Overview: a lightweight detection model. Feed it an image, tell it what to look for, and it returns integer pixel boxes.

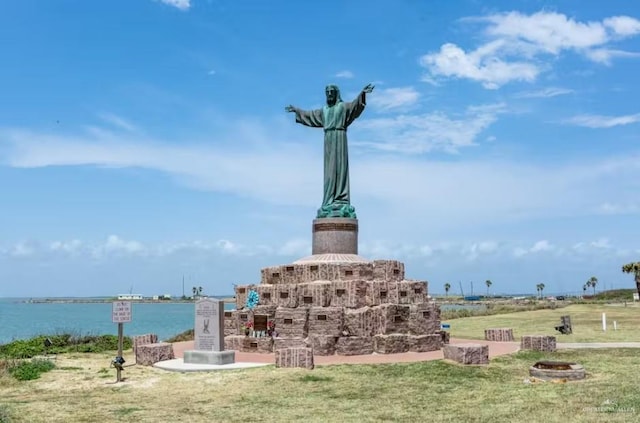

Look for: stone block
[344,306,375,337]
[131,333,158,356]
[237,336,274,353]
[335,337,374,355]
[275,347,314,369]
[330,280,368,308]
[443,343,489,365]
[484,328,515,342]
[372,260,404,281]
[308,307,343,337]
[234,284,256,309]
[409,302,441,334]
[520,335,556,352]
[275,307,309,338]
[224,310,238,336]
[409,334,442,352]
[136,342,174,366]
[255,285,276,306]
[297,281,332,307]
[371,304,411,334]
[397,280,428,304]
[373,334,411,354]
[308,335,337,356]
[274,284,299,308]
[273,337,308,350]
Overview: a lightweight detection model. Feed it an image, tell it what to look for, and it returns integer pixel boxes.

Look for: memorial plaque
[194,298,224,351]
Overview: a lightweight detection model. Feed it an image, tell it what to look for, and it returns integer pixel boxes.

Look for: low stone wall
[443,343,488,365]
[484,328,514,342]
[521,335,556,352]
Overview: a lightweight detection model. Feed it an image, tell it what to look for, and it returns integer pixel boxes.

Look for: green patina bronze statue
[286,83,374,218]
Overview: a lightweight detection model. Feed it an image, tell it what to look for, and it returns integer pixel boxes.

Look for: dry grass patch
[448,304,640,343]
[1,348,639,422]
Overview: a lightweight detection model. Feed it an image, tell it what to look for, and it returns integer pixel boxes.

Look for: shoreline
[19,297,236,304]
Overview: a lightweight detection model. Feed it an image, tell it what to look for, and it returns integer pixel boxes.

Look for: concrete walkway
[558,342,640,349]
[169,338,520,367]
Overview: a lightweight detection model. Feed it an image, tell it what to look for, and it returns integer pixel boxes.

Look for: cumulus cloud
[156,0,191,10]
[421,11,640,88]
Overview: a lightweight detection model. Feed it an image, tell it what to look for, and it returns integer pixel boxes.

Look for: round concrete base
[312,218,358,255]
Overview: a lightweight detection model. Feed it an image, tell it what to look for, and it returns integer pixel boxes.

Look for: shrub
[0,333,132,359]
[8,359,55,381]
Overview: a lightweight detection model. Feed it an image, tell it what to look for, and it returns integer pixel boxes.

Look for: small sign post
[112,301,132,382]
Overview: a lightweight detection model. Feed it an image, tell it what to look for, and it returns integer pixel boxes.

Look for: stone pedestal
[183,350,235,365]
[312,218,358,255]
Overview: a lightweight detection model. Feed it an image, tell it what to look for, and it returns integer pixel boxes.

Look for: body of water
[0,299,479,344]
[0,299,235,344]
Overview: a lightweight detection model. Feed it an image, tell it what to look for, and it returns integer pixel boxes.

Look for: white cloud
[514,87,574,98]
[564,113,640,128]
[604,16,640,37]
[3,117,640,229]
[277,239,311,256]
[369,87,420,111]
[584,48,640,65]
[353,103,504,153]
[50,239,83,255]
[420,42,539,89]
[421,11,640,88]
[156,0,190,10]
[513,240,555,257]
[10,241,36,257]
[335,70,354,79]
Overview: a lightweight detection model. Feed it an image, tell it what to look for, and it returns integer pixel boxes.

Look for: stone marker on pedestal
[183,298,235,365]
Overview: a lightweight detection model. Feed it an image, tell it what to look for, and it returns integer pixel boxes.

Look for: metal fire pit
[529,361,585,380]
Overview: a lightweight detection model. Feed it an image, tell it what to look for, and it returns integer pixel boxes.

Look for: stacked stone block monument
[223,81,442,357]
[225,219,443,356]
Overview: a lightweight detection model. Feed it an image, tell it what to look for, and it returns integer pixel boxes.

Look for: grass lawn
[447,304,640,343]
[1,348,639,422]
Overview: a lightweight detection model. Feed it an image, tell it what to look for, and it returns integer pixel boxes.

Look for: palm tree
[444,282,451,297]
[485,280,492,297]
[192,286,197,298]
[536,283,545,299]
[582,284,587,295]
[588,276,598,296]
[198,286,203,296]
[622,262,640,298]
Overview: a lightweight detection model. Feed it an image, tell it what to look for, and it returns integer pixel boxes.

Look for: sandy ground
[169,338,520,366]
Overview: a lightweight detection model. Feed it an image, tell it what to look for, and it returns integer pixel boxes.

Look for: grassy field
[448,303,640,343]
[1,348,639,422]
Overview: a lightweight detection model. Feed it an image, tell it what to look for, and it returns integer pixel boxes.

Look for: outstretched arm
[285,104,323,128]
[345,83,374,125]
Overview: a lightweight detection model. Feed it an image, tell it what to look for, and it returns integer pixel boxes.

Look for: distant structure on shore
[117,294,143,300]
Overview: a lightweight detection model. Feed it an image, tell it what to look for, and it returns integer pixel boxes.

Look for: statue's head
[325,85,342,106]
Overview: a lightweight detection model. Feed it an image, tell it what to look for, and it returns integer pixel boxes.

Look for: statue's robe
[294,91,366,218]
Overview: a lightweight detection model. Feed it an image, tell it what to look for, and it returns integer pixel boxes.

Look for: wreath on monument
[245,289,259,310]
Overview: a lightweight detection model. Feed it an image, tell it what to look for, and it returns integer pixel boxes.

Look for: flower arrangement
[245,290,259,310]
[242,321,253,336]
[267,321,276,337]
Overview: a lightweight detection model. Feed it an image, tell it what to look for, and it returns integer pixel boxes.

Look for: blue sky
[1,0,640,297]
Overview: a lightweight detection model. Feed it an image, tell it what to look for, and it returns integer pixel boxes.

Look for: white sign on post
[112,301,132,323]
